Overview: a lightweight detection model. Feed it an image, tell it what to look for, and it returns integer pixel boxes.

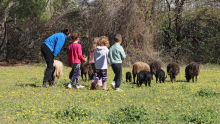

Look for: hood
[96,46,108,55]
[96,46,108,49]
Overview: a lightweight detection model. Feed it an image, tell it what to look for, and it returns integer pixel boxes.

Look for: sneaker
[116,88,123,92]
[111,81,115,89]
[76,85,84,89]
[68,84,73,89]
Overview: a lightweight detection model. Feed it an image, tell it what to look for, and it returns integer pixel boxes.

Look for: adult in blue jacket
[41,27,71,87]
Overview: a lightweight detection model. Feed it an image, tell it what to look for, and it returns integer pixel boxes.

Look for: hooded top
[44,32,67,57]
[94,46,110,69]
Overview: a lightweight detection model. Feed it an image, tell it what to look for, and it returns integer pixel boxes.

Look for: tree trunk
[0,1,15,62]
[0,21,7,62]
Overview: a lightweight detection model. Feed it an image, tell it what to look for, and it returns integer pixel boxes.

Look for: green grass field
[0,64,220,124]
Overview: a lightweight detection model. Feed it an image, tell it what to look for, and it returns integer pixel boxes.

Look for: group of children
[67,33,126,91]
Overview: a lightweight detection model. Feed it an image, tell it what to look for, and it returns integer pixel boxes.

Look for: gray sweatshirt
[94,46,110,69]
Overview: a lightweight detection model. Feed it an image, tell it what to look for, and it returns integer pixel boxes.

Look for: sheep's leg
[156,77,158,83]
[192,76,194,82]
[85,73,87,81]
[196,76,197,82]
[148,81,151,87]
[133,74,136,84]
[137,76,139,86]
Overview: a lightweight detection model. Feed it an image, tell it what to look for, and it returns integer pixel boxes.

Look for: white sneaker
[116,88,123,92]
[68,84,73,89]
[111,81,115,89]
[76,85,84,89]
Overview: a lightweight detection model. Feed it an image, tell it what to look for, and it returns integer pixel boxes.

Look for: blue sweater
[44,32,67,57]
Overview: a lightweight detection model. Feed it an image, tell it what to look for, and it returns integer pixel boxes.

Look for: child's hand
[85,58,87,62]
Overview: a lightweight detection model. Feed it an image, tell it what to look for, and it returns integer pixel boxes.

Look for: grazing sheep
[69,63,94,81]
[132,62,151,84]
[137,71,153,87]
[150,61,161,76]
[156,69,166,83]
[53,60,63,84]
[185,62,199,82]
[126,72,132,82]
[167,62,180,83]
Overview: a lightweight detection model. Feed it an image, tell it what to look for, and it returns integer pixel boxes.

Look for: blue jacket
[44,32,67,57]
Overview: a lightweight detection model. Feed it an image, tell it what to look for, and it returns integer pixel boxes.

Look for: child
[68,32,87,89]
[108,34,126,91]
[91,36,110,90]
[89,37,99,75]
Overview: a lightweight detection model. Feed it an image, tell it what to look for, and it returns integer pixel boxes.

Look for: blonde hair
[97,36,110,48]
[89,37,99,52]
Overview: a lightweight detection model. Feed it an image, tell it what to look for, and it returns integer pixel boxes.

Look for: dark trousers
[111,63,122,88]
[41,43,55,82]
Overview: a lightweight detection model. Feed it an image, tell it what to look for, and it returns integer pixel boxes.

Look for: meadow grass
[0,64,220,124]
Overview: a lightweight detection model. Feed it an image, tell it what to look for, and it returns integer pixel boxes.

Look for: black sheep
[156,69,166,83]
[185,62,199,82]
[150,61,161,76]
[167,62,180,83]
[126,72,132,82]
[137,71,153,87]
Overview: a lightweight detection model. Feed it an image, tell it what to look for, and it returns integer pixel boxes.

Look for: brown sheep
[167,62,180,83]
[69,63,94,81]
[185,62,199,82]
[150,61,161,76]
[81,63,94,81]
[132,62,151,84]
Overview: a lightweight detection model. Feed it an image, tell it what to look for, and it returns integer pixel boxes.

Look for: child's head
[98,36,110,48]
[71,32,81,42]
[114,33,122,43]
[89,37,99,52]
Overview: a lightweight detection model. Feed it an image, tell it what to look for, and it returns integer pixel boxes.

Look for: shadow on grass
[164,80,188,83]
[15,83,41,87]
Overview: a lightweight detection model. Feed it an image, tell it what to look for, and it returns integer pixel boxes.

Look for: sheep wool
[132,61,150,84]
[53,60,63,84]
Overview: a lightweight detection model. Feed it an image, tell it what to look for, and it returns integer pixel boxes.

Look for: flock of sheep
[128,61,200,87]
[52,60,199,87]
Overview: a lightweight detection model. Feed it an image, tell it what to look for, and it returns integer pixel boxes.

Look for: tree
[0,1,15,62]
[0,0,74,62]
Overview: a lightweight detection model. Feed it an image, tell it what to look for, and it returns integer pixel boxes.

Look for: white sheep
[53,60,63,84]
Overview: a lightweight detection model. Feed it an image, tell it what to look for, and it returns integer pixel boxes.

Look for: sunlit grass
[0,65,219,123]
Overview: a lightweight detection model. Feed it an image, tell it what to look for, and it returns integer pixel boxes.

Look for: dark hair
[71,32,81,41]
[61,27,71,35]
[114,33,122,42]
